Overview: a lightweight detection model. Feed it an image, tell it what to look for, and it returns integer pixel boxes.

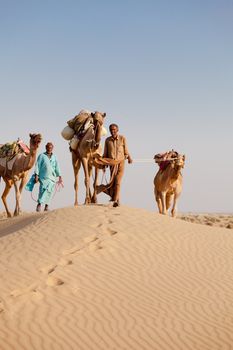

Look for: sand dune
[1,205,233,350]
[179,213,233,229]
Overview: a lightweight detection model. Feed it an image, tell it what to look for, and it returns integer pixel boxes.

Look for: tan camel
[154,151,185,217]
[70,111,106,205]
[0,133,42,217]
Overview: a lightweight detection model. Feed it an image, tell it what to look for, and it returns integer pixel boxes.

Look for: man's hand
[58,176,63,185]
[127,156,133,164]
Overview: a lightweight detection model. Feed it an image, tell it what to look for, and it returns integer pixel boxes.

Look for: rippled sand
[1,206,233,350]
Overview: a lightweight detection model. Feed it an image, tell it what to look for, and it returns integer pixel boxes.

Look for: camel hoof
[7,213,12,218]
[85,198,91,205]
[91,197,97,204]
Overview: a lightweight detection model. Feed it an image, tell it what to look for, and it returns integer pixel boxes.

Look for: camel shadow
[0,212,44,239]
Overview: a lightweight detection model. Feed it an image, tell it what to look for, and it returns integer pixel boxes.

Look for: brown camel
[154,151,185,217]
[0,133,42,217]
[71,111,106,205]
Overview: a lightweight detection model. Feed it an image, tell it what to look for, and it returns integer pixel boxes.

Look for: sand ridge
[0,205,233,349]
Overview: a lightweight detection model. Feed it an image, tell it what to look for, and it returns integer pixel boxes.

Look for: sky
[0,0,232,214]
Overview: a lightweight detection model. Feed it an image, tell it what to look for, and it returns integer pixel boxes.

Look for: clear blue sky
[1,0,232,213]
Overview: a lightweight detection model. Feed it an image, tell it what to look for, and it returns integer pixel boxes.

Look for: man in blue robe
[35,142,62,212]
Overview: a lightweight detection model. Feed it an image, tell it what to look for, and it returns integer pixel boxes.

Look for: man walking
[103,123,132,207]
[35,142,62,212]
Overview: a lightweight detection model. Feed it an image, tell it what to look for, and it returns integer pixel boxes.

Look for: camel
[0,133,42,217]
[70,111,106,205]
[153,151,185,217]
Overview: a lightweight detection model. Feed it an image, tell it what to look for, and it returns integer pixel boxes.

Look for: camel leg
[2,180,13,218]
[72,154,81,206]
[13,181,21,216]
[161,192,167,215]
[91,166,99,203]
[82,158,91,204]
[166,193,173,212]
[88,163,93,201]
[154,188,163,214]
[14,177,27,216]
[171,194,180,218]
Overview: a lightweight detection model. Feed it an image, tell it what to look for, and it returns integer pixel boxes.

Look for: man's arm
[54,157,63,183]
[123,137,133,164]
[54,157,61,177]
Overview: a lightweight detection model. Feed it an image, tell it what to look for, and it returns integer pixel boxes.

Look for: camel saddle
[154,150,179,172]
[0,139,30,161]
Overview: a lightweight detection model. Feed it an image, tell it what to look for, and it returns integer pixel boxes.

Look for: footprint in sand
[46,276,64,287]
[10,289,25,298]
[31,290,44,301]
[62,234,99,257]
[83,234,98,244]
[58,257,73,266]
[10,282,38,298]
[40,264,57,274]
[62,243,85,256]
[89,240,103,252]
[89,223,103,228]
[106,228,118,236]
[98,224,118,236]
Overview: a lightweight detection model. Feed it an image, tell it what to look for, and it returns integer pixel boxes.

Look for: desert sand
[179,213,233,230]
[1,205,233,350]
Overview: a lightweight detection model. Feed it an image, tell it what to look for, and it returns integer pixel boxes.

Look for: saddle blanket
[0,153,25,171]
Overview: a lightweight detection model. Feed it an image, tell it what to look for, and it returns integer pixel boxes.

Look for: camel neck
[171,166,182,181]
[24,147,37,171]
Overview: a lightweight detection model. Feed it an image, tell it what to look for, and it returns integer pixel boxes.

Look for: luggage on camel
[154,150,179,171]
[0,138,30,160]
[61,109,92,141]
[61,109,107,151]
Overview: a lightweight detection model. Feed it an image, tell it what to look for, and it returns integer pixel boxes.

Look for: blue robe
[35,153,61,204]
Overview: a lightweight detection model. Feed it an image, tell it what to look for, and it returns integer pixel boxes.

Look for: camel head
[92,111,106,147]
[172,154,185,169]
[29,133,42,149]
[92,111,106,126]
